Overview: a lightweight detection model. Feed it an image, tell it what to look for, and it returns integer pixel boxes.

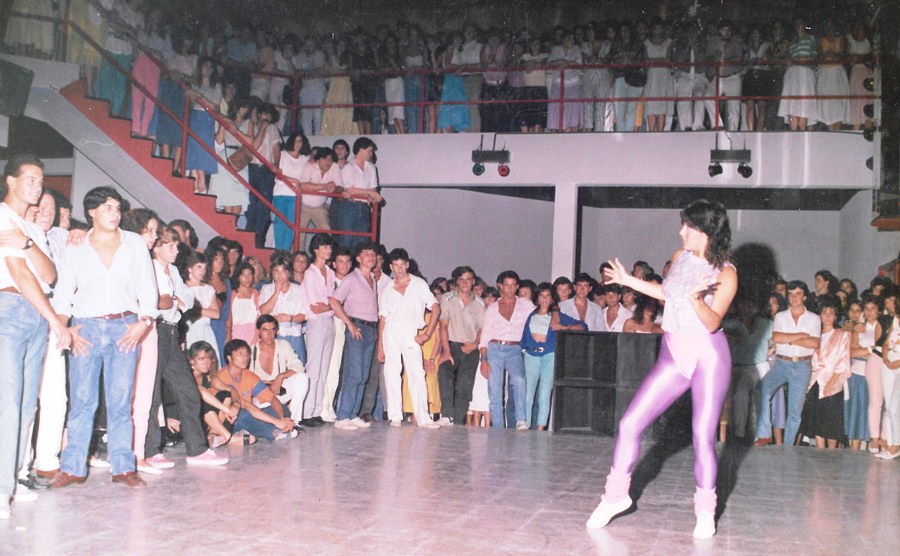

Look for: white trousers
[675,71,708,130]
[321,317,346,421]
[382,325,429,424]
[303,317,334,418]
[704,73,742,130]
[882,366,896,445]
[22,330,68,474]
[278,372,311,421]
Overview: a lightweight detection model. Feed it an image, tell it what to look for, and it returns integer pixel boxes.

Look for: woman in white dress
[183,251,222,363]
[778,16,818,131]
[209,97,253,216]
[642,19,674,131]
[846,22,874,130]
[816,20,849,130]
[383,35,407,134]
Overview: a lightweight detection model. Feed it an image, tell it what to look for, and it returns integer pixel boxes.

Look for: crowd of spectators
[2,151,899,522]
[3,1,882,136]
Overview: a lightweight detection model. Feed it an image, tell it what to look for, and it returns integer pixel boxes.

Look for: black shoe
[359,413,374,424]
[311,416,325,425]
[300,418,321,428]
[19,476,51,491]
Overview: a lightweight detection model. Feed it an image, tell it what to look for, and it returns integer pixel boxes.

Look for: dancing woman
[586,199,737,539]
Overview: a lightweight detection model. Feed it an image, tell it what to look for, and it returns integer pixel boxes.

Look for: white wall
[580,207,842,285]
[380,187,554,283]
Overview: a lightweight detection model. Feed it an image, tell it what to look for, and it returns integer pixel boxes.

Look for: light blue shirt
[52,229,159,319]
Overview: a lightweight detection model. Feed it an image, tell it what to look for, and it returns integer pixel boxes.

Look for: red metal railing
[9,5,380,253]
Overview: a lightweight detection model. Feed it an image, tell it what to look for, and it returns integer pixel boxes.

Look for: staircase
[58,79,271,261]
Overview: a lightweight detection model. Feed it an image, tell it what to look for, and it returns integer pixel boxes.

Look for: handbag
[227,145,253,172]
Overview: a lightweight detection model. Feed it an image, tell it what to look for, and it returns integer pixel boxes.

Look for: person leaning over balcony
[209,96,253,216]
[293,147,343,251]
[295,36,328,137]
[547,31,584,133]
[0,155,72,517]
[672,23,709,131]
[272,132,309,251]
[643,18,674,132]
[703,19,746,132]
[50,186,157,490]
[246,102,282,249]
[337,137,382,250]
[742,26,773,132]
[518,36,550,133]
[610,21,644,132]
[479,270,534,430]
[778,16,818,131]
[815,19,849,131]
[185,57,222,194]
[438,33,472,133]
[480,29,510,133]
[454,23,484,133]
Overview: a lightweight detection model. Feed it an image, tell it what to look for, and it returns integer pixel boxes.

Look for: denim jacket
[520,310,586,355]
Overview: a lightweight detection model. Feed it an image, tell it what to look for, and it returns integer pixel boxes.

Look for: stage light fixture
[864,77,875,92]
[498,164,510,177]
[866,157,874,170]
[472,162,485,176]
[737,163,753,178]
[471,134,511,177]
[708,162,723,177]
[863,104,874,119]
[863,128,875,142]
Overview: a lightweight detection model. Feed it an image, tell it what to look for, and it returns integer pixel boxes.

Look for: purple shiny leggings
[611,330,731,490]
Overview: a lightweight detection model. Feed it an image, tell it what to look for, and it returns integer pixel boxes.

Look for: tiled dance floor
[3,424,897,555]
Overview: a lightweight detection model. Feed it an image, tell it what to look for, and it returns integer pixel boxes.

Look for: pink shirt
[331,268,378,322]
[301,264,335,320]
[299,162,343,208]
[479,297,535,349]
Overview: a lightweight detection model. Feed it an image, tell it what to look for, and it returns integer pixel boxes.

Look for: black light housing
[864,77,875,92]
[863,104,874,119]
[708,162,723,177]
[737,163,753,178]
[863,128,876,142]
[866,157,874,170]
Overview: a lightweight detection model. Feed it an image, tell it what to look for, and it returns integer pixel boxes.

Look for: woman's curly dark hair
[680,199,731,269]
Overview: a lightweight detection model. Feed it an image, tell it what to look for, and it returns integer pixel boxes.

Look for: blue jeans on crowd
[335,322,376,421]
[524,352,555,429]
[0,293,48,504]
[613,77,642,132]
[247,164,275,248]
[61,315,140,477]
[273,195,297,252]
[487,343,526,428]
[335,200,371,250]
[279,332,307,366]
[234,405,285,441]
[756,359,811,446]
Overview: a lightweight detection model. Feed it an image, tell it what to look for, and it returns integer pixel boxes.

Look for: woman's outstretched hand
[603,258,630,285]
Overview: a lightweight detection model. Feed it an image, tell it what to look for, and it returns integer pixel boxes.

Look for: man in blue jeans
[329,241,380,431]
[0,154,71,518]
[478,271,535,430]
[51,186,159,489]
[755,280,821,447]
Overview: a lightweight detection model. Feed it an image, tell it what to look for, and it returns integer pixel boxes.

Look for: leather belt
[490,339,520,346]
[96,311,135,320]
[776,354,812,362]
[350,316,377,328]
[525,346,545,353]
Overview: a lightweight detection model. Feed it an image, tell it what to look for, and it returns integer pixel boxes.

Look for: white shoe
[89,455,111,468]
[13,483,38,503]
[436,417,454,426]
[417,420,440,429]
[186,449,229,466]
[320,413,336,423]
[334,419,359,431]
[136,463,164,476]
[868,444,881,454]
[349,417,372,428]
[876,450,900,460]
[693,511,716,539]
[146,454,176,469]
[389,420,402,427]
[274,429,300,440]
[586,496,633,529]
[516,421,529,431]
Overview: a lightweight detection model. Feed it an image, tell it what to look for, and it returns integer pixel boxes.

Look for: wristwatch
[141,317,154,327]
[23,237,34,250]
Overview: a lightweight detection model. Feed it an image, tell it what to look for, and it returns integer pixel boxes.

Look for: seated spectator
[216,339,297,441]
[248,315,310,427]
[522,282,586,430]
[188,341,253,447]
[622,294,663,334]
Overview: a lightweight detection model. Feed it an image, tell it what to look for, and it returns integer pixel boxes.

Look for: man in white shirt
[755,281,821,447]
[0,155,71,518]
[337,137,382,250]
[296,147,342,251]
[249,315,310,426]
[600,284,633,332]
[377,248,442,428]
[559,273,604,331]
[51,187,158,489]
[294,36,328,136]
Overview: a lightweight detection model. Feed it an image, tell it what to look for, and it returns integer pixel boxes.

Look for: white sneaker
[586,495,633,529]
[389,420,402,427]
[349,417,372,428]
[320,413,336,423]
[146,454,175,469]
[436,417,454,426]
[868,444,880,454]
[186,449,229,466]
[275,429,300,440]
[516,421,529,431]
[693,511,716,539]
[417,420,440,429]
[334,419,359,431]
[876,450,900,460]
[136,463,164,476]
[13,483,38,503]
[89,455,111,468]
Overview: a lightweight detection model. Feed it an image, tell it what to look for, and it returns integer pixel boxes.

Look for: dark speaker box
[0,59,34,117]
